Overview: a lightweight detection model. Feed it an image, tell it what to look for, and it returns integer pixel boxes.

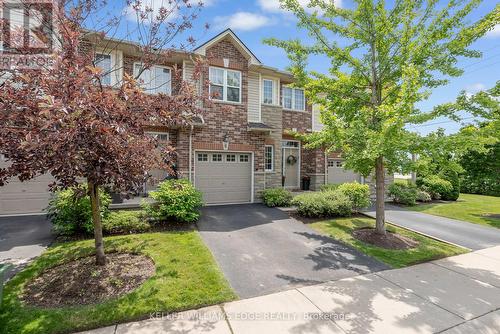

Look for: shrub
[336,182,371,212]
[143,179,203,223]
[47,185,111,236]
[102,211,151,235]
[292,190,352,218]
[388,183,418,206]
[416,190,432,202]
[261,188,293,207]
[421,176,453,200]
[439,169,460,201]
[320,184,339,192]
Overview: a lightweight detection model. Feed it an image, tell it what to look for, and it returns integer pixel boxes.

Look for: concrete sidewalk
[78,246,500,334]
[364,204,500,250]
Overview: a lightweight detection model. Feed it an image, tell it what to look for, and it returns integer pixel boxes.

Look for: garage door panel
[195,152,252,205]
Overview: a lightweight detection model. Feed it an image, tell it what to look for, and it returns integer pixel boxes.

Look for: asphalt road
[364,204,500,250]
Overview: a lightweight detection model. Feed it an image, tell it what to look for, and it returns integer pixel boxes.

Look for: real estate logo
[0,0,56,70]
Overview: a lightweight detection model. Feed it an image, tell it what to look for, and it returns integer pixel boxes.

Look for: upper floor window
[283,87,305,111]
[134,64,172,95]
[94,51,122,87]
[95,53,112,86]
[209,67,241,103]
[263,79,274,105]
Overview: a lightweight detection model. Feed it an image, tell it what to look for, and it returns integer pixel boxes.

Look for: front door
[282,141,300,189]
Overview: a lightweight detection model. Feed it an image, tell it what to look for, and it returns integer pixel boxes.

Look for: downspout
[189,125,193,182]
[324,151,328,185]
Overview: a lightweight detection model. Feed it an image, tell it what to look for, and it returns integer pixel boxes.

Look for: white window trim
[265,145,274,172]
[209,66,242,103]
[133,62,172,95]
[262,78,278,105]
[145,131,169,142]
[94,49,123,87]
[282,86,306,111]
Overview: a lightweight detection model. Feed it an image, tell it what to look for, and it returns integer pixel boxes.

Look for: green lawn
[310,217,467,268]
[0,231,236,334]
[409,193,500,229]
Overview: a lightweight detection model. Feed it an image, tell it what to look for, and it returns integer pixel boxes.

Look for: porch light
[222,134,230,151]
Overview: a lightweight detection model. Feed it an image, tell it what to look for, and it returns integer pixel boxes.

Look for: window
[263,79,274,104]
[212,153,222,162]
[265,145,274,171]
[328,160,343,168]
[282,87,305,111]
[134,64,171,95]
[145,131,169,146]
[226,154,236,162]
[209,67,241,103]
[239,154,249,162]
[198,153,208,162]
[95,53,112,86]
[282,140,299,148]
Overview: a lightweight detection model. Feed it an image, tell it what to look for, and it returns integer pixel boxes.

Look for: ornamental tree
[0,0,211,265]
[266,0,499,235]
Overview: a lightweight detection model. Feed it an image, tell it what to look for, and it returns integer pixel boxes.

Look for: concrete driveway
[0,215,53,280]
[197,204,389,298]
[364,204,500,250]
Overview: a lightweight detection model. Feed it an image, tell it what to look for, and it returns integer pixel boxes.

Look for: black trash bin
[302,176,311,191]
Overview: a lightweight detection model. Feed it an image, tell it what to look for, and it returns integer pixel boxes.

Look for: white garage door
[327,159,360,185]
[195,152,252,205]
[0,159,54,216]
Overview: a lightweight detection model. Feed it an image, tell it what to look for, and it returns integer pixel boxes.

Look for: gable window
[282,87,305,111]
[134,63,172,95]
[95,53,112,86]
[209,67,241,103]
[265,145,274,171]
[263,79,274,104]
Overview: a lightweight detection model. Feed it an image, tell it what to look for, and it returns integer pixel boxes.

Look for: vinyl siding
[247,71,261,122]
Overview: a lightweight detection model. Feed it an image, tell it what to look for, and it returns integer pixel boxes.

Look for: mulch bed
[22,253,155,308]
[288,211,330,224]
[352,227,419,250]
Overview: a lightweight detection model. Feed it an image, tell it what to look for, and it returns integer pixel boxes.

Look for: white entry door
[282,141,300,189]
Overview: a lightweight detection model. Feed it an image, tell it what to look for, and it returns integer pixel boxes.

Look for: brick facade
[94,31,391,202]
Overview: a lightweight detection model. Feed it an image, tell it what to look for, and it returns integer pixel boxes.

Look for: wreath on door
[286,155,297,165]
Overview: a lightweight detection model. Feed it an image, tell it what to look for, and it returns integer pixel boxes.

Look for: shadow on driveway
[197,204,389,298]
[0,215,53,280]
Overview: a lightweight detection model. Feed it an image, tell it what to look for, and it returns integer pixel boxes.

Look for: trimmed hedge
[388,183,418,206]
[143,179,203,223]
[336,182,371,212]
[261,188,293,207]
[47,185,111,236]
[292,190,352,218]
[420,176,453,200]
[102,210,151,235]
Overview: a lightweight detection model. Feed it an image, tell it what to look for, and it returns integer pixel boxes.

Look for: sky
[102,0,499,135]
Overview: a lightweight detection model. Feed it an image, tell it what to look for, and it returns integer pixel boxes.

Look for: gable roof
[194,29,261,65]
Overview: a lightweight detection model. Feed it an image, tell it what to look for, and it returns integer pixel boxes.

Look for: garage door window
[226,154,236,162]
[328,160,343,168]
[239,154,249,162]
[212,153,223,162]
[198,153,208,162]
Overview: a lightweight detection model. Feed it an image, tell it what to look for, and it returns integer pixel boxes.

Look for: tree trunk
[375,156,386,235]
[88,181,106,265]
